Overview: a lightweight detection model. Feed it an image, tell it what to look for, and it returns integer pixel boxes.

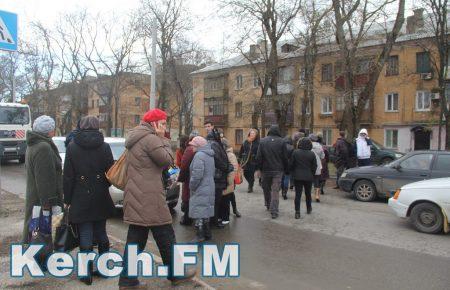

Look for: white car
[388,177,450,234]
[53,136,126,208]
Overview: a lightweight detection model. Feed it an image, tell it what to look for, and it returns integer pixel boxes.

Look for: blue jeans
[78,220,109,250]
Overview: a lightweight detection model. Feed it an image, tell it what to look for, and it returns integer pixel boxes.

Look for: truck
[0,102,32,163]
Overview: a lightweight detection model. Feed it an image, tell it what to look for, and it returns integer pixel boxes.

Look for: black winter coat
[256,126,288,174]
[289,138,317,182]
[238,139,259,170]
[206,133,232,190]
[63,130,115,224]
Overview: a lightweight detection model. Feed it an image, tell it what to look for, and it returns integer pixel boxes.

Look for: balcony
[266,83,294,95]
[263,110,294,127]
[204,88,229,98]
[335,74,370,90]
[204,114,228,127]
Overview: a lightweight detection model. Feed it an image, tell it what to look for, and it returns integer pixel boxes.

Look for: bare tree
[333,0,406,138]
[224,0,302,134]
[418,0,449,149]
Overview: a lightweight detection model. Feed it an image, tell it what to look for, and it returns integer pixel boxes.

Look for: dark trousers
[119,224,176,285]
[213,188,223,223]
[281,175,290,191]
[243,168,255,189]
[294,180,312,213]
[262,172,283,214]
[78,220,109,250]
[358,158,371,167]
[229,192,238,213]
[336,164,346,187]
[220,194,233,222]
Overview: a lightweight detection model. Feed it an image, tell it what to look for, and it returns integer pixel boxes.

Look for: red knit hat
[143,109,167,123]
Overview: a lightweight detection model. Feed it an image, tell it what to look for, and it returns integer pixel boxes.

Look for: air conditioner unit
[420,73,432,80]
[431,93,440,100]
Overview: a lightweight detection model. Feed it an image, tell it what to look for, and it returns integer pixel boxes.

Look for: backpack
[106,150,128,190]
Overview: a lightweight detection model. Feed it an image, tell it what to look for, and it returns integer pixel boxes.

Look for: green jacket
[22,131,63,243]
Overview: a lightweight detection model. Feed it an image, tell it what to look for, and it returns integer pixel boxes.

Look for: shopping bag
[29,207,53,266]
[234,165,243,185]
[54,210,79,252]
[106,149,128,190]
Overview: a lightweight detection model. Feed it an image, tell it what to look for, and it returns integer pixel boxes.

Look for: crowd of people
[22,108,373,289]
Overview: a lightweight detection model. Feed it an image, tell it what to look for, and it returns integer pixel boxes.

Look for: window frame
[416,51,431,74]
[135,97,141,107]
[384,129,398,149]
[134,114,141,125]
[321,96,333,115]
[235,75,243,90]
[235,129,244,145]
[385,92,399,112]
[386,55,399,76]
[336,96,345,111]
[321,63,333,82]
[433,154,450,171]
[235,102,243,118]
[322,129,332,145]
[253,73,261,88]
[415,91,431,112]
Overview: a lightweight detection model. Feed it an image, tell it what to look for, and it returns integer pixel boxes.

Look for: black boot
[282,189,288,200]
[180,214,192,226]
[191,223,205,243]
[93,243,109,278]
[295,211,300,219]
[79,250,93,285]
[204,220,212,241]
[248,185,253,193]
[118,276,146,289]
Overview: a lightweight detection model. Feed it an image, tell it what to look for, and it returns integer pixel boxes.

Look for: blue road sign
[0,10,18,52]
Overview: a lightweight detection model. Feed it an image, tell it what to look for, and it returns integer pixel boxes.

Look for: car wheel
[353,180,377,202]
[380,157,393,165]
[410,203,443,234]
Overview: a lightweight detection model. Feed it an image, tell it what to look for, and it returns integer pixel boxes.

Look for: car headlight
[340,172,347,178]
[392,189,401,200]
[395,153,403,159]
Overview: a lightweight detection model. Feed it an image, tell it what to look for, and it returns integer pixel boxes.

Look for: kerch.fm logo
[10,243,240,278]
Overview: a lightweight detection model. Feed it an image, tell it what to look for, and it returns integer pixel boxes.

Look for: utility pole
[150,19,157,110]
[11,51,16,102]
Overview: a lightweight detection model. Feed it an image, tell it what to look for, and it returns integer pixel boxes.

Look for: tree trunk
[446,114,450,150]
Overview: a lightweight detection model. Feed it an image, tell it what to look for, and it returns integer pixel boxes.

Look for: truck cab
[0,103,32,163]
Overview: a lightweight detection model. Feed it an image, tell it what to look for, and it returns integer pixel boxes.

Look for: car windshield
[0,106,30,125]
[371,140,383,150]
[53,139,66,153]
[109,142,125,160]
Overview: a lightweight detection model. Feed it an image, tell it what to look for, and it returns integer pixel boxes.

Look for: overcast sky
[1,0,421,60]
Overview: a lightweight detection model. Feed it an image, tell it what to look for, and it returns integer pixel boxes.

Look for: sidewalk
[0,190,209,289]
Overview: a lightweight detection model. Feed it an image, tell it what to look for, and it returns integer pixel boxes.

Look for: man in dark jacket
[256,125,288,219]
[206,128,231,228]
[334,131,351,189]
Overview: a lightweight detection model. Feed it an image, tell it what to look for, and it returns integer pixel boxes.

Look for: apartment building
[192,9,450,153]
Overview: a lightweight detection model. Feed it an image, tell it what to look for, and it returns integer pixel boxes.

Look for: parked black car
[327,140,403,166]
[338,150,450,202]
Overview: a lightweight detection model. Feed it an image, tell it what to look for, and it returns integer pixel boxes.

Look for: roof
[191,12,448,76]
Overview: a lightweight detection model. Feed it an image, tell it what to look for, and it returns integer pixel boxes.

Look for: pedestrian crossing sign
[0,10,17,52]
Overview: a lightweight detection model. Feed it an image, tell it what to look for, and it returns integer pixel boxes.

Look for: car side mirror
[392,164,402,171]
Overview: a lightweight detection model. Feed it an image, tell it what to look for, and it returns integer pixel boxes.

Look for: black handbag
[54,211,79,252]
[30,228,53,267]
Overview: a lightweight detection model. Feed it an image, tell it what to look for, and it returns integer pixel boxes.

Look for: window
[356,59,371,74]
[279,66,294,83]
[385,93,399,112]
[204,98,227,116]
[385,129,398,148]
[299,68,306,85]
[134,115,140,125]
[301,100,311,115]
[322,129,332,145]
[416,91,431,111]
[386,55,399,76]
[321,96,332,114]
[336,96,345,111]
[235,75,243,90]
[416,52,431,73]
[400,154,433,170]
[91,100,94,109]
[235,102,242,118]
[97,99,100,107]
[135,97,141,106]
[253,73,261,88]
[321,63,333,82]
[235,129,244,145]
[434,154,450,171]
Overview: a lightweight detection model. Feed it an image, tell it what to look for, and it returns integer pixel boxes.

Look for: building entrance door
[413,127,431,150]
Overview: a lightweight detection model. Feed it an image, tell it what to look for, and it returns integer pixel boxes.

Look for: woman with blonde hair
[220,138,239,224]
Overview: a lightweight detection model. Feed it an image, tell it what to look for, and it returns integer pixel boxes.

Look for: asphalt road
[1,161,450,290]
